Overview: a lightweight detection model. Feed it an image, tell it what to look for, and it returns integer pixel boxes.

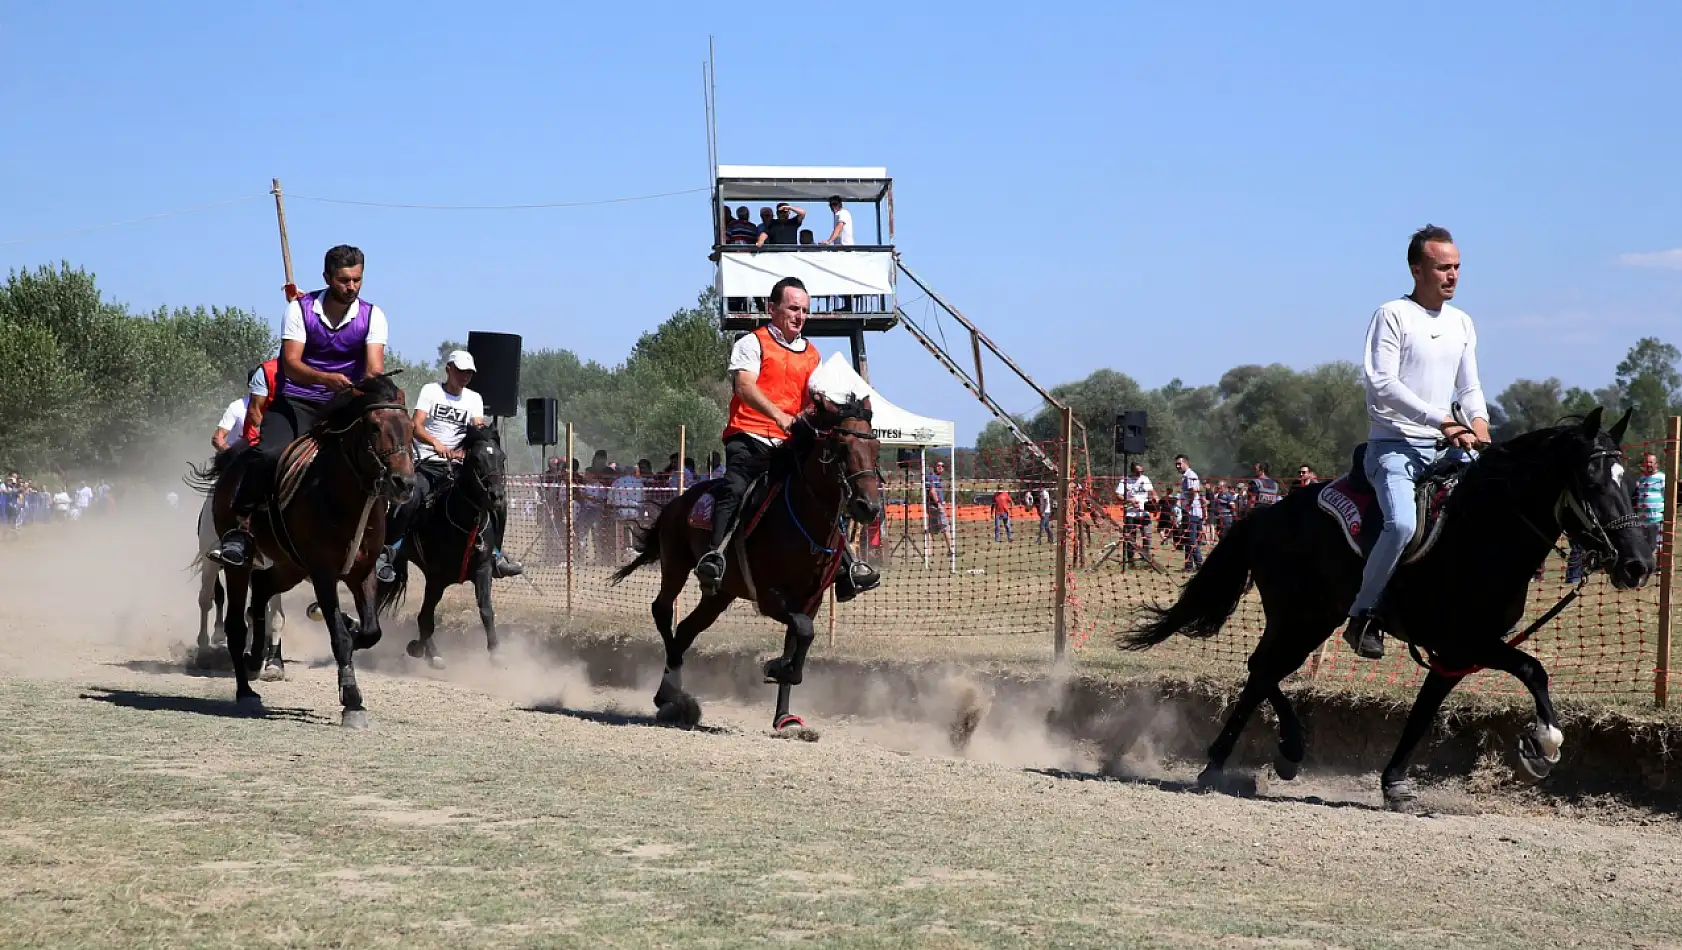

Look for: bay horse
[374,424,509,667]
[192,375,415,728]
[611,394,882,731]
[1123,408,1655,807]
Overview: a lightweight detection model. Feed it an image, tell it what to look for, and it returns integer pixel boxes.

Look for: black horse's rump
[1118,409,1655,806]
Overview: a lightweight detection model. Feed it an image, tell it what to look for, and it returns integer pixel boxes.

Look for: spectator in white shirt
[821,196,855,246]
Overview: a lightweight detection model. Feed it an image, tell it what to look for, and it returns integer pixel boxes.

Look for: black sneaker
[1342,612,1385,660]
[694,551,725,595]
[492,553,524,578]
[208,529,251,568]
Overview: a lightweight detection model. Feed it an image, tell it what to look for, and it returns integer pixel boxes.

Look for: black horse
[375,424,509,666]
[1123,408,1655,807]
[610,394,883,731]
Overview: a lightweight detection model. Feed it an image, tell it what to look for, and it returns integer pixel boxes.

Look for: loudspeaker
[525,397,558,447]
[896,448,918,469]
[1115,410,1148,456]
[467,331,523,417]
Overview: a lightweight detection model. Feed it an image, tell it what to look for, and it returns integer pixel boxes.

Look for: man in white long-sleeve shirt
[1344,225,1492,660]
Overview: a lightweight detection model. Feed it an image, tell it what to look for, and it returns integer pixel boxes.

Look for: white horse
[196,493,284,667]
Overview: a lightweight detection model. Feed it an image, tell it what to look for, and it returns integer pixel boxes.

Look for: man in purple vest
[209,245,389,567]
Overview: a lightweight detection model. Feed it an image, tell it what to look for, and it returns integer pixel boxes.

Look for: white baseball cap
[446,350,477,372]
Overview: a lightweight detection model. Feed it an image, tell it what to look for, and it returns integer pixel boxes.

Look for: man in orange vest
[696,276,879,600]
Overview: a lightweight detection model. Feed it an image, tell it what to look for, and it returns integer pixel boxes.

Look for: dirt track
[4,512,1682,948]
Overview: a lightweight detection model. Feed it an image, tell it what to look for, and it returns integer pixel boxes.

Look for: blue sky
[5,2,1682,445]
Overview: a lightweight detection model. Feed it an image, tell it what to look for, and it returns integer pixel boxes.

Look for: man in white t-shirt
[1343,225,1490,660]
[820,196,855,246]
[75,483,93,511]
[377,350,522,581]
[212,396,247,452]
[1118,462,1156,565]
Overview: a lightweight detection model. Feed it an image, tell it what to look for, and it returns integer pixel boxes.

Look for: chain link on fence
[486,416,1680,708]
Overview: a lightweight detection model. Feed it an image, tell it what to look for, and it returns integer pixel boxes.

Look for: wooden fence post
[1053,407,1073,661]
[564,422,575,617]
[1657,416,1679,708]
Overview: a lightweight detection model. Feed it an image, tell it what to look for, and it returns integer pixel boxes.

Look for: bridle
[320,401,411,502]
[1553,447,1642,573]
[781,414,883,555]
[439,439,504,534]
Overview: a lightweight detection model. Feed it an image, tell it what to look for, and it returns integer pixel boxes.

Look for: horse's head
[323,374,416,505]
[458,423,506,510]
[1555,407,1655,591]
[806,393,883,525]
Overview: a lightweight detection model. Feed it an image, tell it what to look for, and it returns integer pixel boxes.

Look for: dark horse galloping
[1123,408,1655,807]
[375,424,509,667]
[192,375,415,728]
[611,394,882,731]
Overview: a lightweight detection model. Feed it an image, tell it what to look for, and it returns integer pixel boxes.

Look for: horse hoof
[236,693,263,713]
[428,655,447,671]
[406,640,426,659]
[655,694,703,728]
[1382,779,1419,810]
[258,662,285,683]
[771,715,820,742]
[341,709,371,730]
[306,602,323,621]
[1197,766,1259,798]
[1274,753,1302,782]
[1516,740,1558,781]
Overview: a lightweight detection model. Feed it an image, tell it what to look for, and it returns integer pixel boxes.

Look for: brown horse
[193,375,415,728]
[611,394,882,731]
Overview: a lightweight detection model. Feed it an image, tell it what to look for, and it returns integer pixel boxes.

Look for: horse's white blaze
[1610,461,1625,488]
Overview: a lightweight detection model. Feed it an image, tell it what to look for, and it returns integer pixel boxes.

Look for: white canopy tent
[809,354,957,572]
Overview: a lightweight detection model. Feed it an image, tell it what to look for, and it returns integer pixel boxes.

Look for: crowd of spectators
[526,449,722,566]
[720,197,856,250]
[0,470,116,528]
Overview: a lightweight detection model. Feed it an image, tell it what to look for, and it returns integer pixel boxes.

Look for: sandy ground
[3,511,1682,948]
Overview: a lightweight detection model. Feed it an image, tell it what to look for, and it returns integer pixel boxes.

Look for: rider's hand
[1440,420,1479,451]
[446,447,466,462]
[772,409,798,433]
[322,373,355,393]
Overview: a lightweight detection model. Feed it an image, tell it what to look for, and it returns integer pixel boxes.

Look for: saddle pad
[275,437,320,511]
[686,476,777,537]
[1316,474,1450,565]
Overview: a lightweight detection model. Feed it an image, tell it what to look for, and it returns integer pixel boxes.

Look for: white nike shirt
[1363,297,1489,443]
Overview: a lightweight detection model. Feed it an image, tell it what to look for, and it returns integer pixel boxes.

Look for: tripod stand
[887,463,925,564]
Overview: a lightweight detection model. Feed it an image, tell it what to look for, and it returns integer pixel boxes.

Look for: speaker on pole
[1115,410,1148,456]
[525,397,558,447]
[466,331,522,417]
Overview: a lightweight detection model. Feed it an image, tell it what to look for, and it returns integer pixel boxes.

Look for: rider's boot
[1342,611,1385,660]
[694,548,726,596]
[208,515,254,568]
[833,550,880,603]
[374,540,401,584]
[492,549,524,578]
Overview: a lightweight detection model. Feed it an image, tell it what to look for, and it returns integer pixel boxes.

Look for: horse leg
[1379,670,1462,809]
[247,570,283,682]
[764,611,816,731]
[312,574,368,729]
[1473,641,1563,781]
[406,575,449,669]
[654,592,731,727]
[472,561,500,659]
[196,568,216,655]
[351,571,383,652]
[222,566,260,709]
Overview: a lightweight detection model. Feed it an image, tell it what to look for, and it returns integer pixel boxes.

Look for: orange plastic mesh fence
[487,434,1678,703]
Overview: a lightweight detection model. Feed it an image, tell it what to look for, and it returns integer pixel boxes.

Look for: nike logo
[1430,332,1442,339]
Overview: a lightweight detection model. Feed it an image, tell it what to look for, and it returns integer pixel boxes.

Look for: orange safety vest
[242,358,281,446]
[722,327,820,441]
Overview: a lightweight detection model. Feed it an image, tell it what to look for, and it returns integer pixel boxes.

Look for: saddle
[1317,442,1466,564]
[687,475,777,539]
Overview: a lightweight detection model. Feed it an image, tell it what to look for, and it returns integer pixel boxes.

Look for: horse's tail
[609,496,674,587]
[186,447,239,496]
[1120,515,1254,651]
[376,552,410,617]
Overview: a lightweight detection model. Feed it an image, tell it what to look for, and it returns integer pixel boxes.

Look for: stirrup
[374,546,397,584]
[1342,613,1385,660]
[694,550,725,594]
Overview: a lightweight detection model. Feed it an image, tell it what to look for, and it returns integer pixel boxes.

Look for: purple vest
[278,292,374,402]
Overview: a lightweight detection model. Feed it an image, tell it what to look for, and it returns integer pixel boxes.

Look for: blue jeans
[1351,440,1442,615]
[993,513,1012,541]
[1183,515,1204,569]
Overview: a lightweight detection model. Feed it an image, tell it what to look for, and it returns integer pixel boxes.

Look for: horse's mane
[460,423,500,453]
[786,394,875,459]
[317,374,405,433]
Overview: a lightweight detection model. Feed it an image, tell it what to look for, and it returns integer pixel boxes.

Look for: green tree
[1614,337,1681,444]
[1493,377,1568,437]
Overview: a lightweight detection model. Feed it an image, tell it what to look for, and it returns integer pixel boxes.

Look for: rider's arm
[363,343,386,377]
[1363,306,1448,427]
[732,369,796,432]
[245,399,264,433]
[412,409,453,457]
[212,427,231,452]
[1455,317,1492,443]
